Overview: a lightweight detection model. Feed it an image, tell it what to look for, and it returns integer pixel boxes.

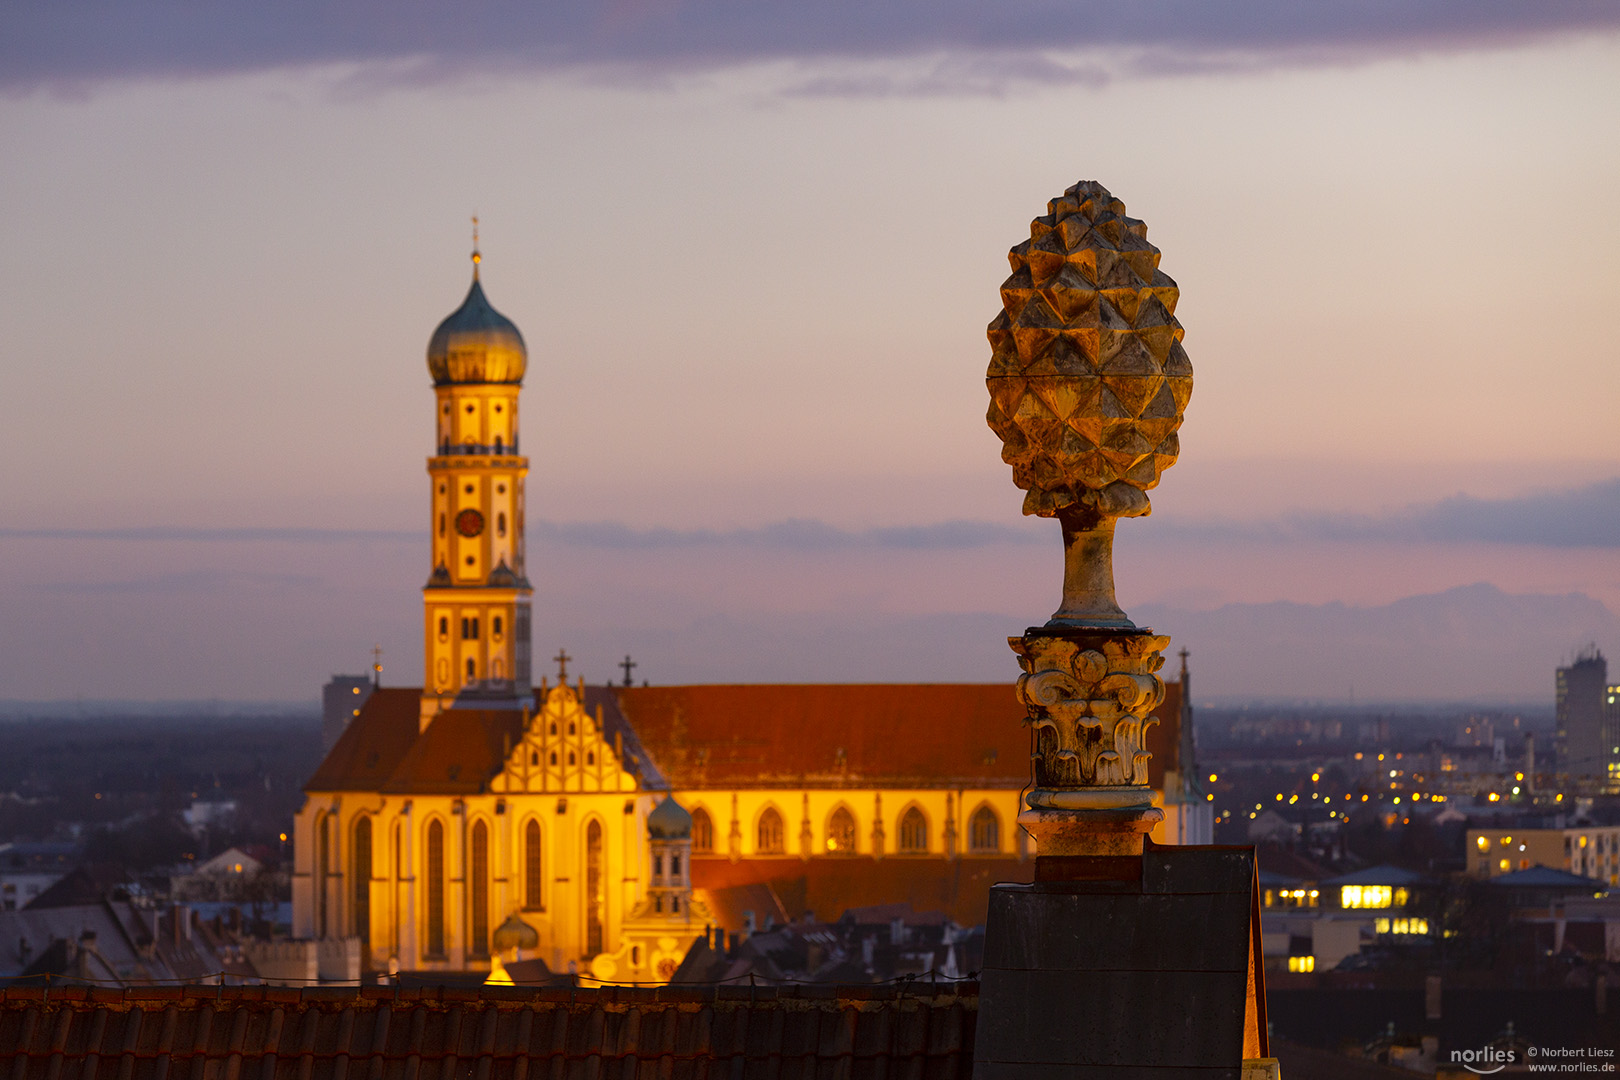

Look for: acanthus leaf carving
[1014,630,1169,790]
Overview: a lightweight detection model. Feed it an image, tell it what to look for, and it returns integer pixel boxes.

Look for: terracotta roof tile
[304,687,424,792]
[382,708,527,794]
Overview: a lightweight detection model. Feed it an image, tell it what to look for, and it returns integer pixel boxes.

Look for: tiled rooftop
[0,982,978,1080]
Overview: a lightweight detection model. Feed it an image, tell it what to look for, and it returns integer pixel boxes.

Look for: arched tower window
[899,807,928,853]
[524,819,543,911]
[494,435,503,454]
[352,816,372,941]
[691,808,714,853]
[425,820,445,957]
[466,658,476,680]
[497,512,507,537]
[827,806,857,855]
[757,807,785,854]
[970,806,1001,853]
[470,820,489,958]
[585,820,604,956]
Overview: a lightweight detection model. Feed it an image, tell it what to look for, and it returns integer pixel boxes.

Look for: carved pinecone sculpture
[986,181,1192,520]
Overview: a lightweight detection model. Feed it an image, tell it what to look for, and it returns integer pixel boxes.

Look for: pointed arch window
[425,820,445,957]
[352,816,372,940]
[585,820,604,956]
[827,806,857,855]
[899,807,928,853]
[691,808,714,854]
[470,820,490,957]
[970,806,1001,853]
[524,819,544,911]
[315,814,329,938]
[757,807,785,854]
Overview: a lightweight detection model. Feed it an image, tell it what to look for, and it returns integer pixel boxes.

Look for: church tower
[420,231,533,726]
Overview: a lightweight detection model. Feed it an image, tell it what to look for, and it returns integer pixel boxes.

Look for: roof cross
[371,644,383,688]
[620,655,637,687]
[471,214,481,274]
[553,648,572,682]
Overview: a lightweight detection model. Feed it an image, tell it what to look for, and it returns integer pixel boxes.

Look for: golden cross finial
[554,648,572,682]
[471,214,481,275]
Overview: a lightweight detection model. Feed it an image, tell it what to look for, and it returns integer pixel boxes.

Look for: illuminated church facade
[291,249,1208,981]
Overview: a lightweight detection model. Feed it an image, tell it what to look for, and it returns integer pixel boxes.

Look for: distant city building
[1469,822,1620,885]
[0,902,254,985]
[169,847,269,902]
[1556,647,1611,780]
[0,842,79,912]
[321,675,375,752]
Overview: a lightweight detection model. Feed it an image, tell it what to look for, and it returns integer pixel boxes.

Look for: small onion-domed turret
[492,912,540,953]
[426,264,527,386]
[648,794,693,839]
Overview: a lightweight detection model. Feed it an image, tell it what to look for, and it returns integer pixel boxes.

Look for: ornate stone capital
[1012,629,1168,857]
[1012,630,1167,793]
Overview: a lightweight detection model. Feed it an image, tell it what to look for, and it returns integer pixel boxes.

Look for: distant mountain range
[0,583,1607,711]
[1132,582,1617,705]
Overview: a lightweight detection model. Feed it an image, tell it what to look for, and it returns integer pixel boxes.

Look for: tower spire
[471,214,481,278]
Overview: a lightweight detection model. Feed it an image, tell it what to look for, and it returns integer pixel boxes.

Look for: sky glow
[1,11,1616,702]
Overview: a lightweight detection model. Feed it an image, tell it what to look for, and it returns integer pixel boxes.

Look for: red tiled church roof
[304,688,421,792]
[615,685,1030,789]
[305,681,1184,797]
[0,983,979,1080]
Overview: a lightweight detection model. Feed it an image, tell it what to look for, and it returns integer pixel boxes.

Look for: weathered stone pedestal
[973,843,1269,1079]
[975,180,1274,1078]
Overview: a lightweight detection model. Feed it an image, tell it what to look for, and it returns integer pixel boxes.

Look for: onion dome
[647,794,693,839]
[492,912,540,952]
[426,255,527,385]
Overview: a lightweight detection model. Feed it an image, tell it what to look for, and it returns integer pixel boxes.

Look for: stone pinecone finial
[986,181,1192,522]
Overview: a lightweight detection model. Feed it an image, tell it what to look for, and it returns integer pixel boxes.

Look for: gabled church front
[292,242,1210,982]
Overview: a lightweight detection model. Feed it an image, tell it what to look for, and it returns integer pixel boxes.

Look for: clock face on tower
[455,508,485,538]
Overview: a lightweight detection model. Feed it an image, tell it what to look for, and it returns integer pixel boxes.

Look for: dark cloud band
[3,1,1616,93]
[3,478,1616,549]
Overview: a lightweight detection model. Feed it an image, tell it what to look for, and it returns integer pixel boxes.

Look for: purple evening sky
[1,4,1616,703]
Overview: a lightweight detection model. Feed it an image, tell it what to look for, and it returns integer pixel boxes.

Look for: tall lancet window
[757,807,785,854]
[524,819,544,910]
[585,820,604,956]
[470,820,489,957]
[970,806,1001,853]
[827,806,857,854]
[315,815,329,938]
[691,808,714,853]
[352,816,372,940]
[899,807,928,853]
[426,820,445,957]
